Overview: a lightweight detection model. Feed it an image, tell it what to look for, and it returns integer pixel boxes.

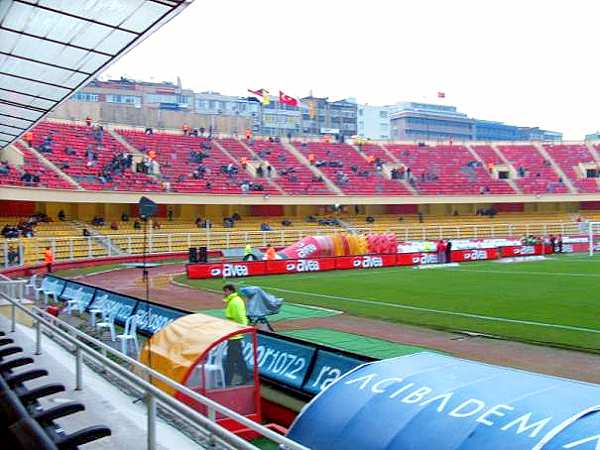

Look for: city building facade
[389,102,474,141]
[357,104,391,140]
[65,78,562,141]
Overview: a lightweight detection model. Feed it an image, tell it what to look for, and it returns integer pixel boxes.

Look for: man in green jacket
[223,284,250,385]
[243,244,255,261]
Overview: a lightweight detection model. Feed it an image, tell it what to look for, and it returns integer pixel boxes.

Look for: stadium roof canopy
[0,0,192,149]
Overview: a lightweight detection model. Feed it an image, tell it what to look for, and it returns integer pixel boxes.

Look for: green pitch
[175,254,600,352]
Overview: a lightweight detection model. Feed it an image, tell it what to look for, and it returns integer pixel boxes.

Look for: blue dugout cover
[286,352,600,450]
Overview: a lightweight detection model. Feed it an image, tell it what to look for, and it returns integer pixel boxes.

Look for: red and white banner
[186,261,265,279]
[396,252,439,266]
[451,248,498,263]
[336,255,397,270]
[265,258,336,275]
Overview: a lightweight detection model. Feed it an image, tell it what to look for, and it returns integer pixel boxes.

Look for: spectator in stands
[205,181,212,190]
[91,216,105,226]
[133,220,141,230]
[85,116,93,126]
[195,217,203,228]
[93,126,104,143]
[308,153,316,165]
[417,211,424,223]
[223,217,234,228]
[82,228,91,237]
[64,146,76,156]
[260,223,272,232]
[44,246,54,273]
[38,134,53,153]
[144,127,154,135]
[256,166,264,178]
[266,165,273,178]
[240,156,249,169]
[240,181,250,193]
[281,219,292,227]
[20,171,34,184]
[167,208,174,221]
[366,216,375,224]
[152,220,161,229]
[58,210,65,221]
[222,284,250,385]
[110,221,118,231]
[24,131,34,147]
[121,212,129,222]
[265,244,276,260]
[182,123,190,136]
[7,245,19,265]
[0,161,9,175]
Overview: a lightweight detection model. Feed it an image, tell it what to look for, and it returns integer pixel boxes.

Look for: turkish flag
[279,91,298,107]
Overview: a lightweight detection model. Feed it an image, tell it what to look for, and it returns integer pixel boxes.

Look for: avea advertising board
[186,261,265,279]
[335,255,396,270]
[265,258,336,275]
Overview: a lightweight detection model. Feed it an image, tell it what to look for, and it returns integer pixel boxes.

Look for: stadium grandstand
[3,1,600,450]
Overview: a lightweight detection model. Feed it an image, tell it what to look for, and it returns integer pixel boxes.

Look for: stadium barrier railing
[0,221,584,268]
[0,284,310,450]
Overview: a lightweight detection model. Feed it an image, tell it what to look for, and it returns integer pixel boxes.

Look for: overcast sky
[107,0,599,139]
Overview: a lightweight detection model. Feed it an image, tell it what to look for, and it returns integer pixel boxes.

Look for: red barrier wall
[0,200,36,217]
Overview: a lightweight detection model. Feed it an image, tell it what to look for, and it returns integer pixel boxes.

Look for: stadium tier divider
[42,275,372,397]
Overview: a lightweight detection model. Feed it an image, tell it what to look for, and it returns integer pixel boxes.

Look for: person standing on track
[44,246,54,273]
[445,239,452,263]
[243,244,255,261]
[222,284,250,385]
[436,240,446,264]
[265,244,276,260]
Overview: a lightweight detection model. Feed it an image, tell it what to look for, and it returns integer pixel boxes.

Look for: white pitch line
[261,286,600,335]
[451,268,600,278]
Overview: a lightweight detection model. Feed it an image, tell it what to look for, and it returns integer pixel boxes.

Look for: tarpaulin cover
[139,313,251,395]
[287,352,600,450]
[240,286,283,318]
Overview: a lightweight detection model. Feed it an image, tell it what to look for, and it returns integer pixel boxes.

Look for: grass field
[175,253,600,352]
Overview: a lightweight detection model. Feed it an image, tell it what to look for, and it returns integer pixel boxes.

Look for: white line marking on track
[261,287,600,334]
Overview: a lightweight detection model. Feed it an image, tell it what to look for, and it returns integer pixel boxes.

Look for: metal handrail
[0,290,310,450]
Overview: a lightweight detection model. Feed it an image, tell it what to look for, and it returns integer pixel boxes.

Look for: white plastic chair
[88,294,109,327]
[96,306,118,341]
[189,342,227,389]
[25,274,38,296]
[34,278,59,304]
[116,314,140,356]
[65,288,84,315]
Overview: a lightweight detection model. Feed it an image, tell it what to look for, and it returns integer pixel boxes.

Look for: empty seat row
[0,330,111,449]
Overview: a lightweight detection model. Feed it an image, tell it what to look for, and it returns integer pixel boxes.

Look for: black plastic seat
[7,416,58,450]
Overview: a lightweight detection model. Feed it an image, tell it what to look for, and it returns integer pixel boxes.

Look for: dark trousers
[46,263,52,273]
[243,254,256,261]
[224,339,249,386]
